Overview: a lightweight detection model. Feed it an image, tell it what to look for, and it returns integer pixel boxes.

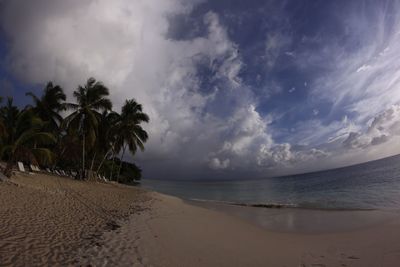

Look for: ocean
[142,154,400,210]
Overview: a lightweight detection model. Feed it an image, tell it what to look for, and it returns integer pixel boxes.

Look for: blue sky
[1,0,400,180]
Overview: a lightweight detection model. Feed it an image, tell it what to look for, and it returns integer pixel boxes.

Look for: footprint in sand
[300,252,327,267]
[300,248,366,267]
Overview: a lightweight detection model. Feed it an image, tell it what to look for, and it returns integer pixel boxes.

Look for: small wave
[232,202,297,209]
[188,198,375,211]
[188,198,297,209]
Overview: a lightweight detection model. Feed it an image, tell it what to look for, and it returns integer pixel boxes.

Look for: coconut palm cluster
[0,78,149,183]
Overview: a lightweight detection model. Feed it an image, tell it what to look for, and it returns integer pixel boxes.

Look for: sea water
[142,154,400,210]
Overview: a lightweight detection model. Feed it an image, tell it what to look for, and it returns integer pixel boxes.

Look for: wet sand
[87,193,400,267]
[189,199,400,234]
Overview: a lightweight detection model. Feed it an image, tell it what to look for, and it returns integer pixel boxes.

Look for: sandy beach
[0,172,150,266]
[95,193,400,267]
[3,1,400,266]
[2,173,400,266]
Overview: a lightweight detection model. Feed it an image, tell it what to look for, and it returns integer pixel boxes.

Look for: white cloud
[341,104,400,149]
[302,1,400,125]
[2,0,277,178]
[285,51,295,57]
[207,105,330,173]
[263,32,291,69]
[209,157,230,170]
[3,0,400,179]
[206,104,274,170]
[356,64,371,73]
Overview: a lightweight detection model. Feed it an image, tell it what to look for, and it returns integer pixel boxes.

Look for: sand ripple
[0,173,150,266]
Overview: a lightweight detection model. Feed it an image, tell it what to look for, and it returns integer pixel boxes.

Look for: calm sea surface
[142,154,400,210]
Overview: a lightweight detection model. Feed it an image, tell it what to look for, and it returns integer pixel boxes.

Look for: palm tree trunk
[90,150,97,174]
[109,149,116,180]
[96,149,111,173]
[82,132,85,179]
[4,159,14,178]
[60,147,66,157]
[117,144,127,182]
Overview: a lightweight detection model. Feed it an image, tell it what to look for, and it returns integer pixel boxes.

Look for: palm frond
[25,92,41,106]
[31,148,55,165]
[15,131,56,148]
[90,98,112,111]
[64,103,80,110]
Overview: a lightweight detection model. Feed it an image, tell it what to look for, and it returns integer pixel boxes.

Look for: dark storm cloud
[1,0,400,179]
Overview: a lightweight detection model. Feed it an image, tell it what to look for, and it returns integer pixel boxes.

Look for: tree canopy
[0,78,149,182]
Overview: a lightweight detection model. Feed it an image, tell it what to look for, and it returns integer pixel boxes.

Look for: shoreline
[2,173,400,266]
[108,191,400,266]
[186,198,399,234]
[185,197,379,211]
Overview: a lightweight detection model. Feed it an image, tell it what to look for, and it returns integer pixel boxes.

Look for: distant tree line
[0,78,149,183]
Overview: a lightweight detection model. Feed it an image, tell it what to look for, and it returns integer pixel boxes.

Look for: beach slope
[87,193,400,267]
[2,173,400,266]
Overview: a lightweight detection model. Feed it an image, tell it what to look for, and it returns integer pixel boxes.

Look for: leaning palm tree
[113,99,149,181]
[64,78,112,179]
[1,106,56,177]
[0,97,6,141]
[26,82,66,131]
[90,110,119,174]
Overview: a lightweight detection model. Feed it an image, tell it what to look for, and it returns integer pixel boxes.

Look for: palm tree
[56,130,82,174]
[1,97,19,146]
[0,97,6,141]
[113,99,149,181]
[64,78,112,179]
[26,82,66,131]
[26,83,67,168]
[92,110,119,174]
[0,100,56,177]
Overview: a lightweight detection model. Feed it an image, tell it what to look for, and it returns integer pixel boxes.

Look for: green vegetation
[0,78,149,183]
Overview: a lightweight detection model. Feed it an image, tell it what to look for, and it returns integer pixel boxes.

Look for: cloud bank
[2,0,400,179]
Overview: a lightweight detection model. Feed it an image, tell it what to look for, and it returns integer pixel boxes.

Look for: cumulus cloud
[370,135,389,146]
[207,105,330,172]
[342,104,400,149]
[209,157,230,170]
[1,0,271,179]
[206,104,273,170]
[2,0,400,179]
[268,1,400,171]
[343,132,369,149]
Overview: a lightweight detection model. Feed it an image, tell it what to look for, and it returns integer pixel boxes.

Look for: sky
[1,0,400,180]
